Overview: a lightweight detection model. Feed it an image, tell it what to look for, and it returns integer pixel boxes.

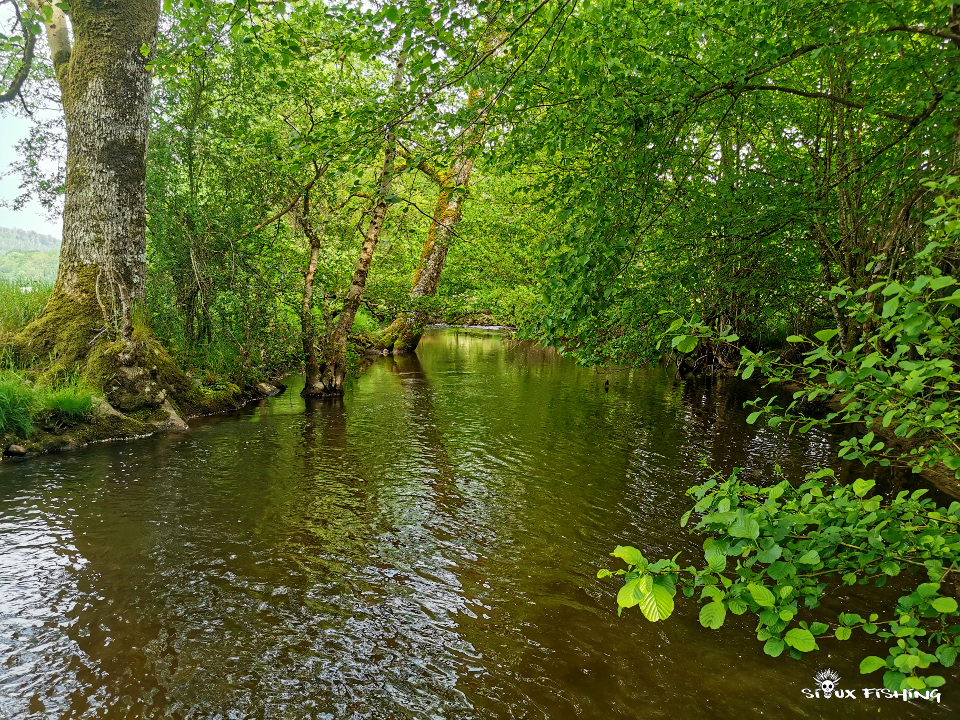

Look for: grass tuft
[0,371,95,438]
[0,278,53,333]
[0,375,36,437]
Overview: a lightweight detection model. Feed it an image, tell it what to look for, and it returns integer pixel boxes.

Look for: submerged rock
[256,382,283,397]
[4,445,27,457]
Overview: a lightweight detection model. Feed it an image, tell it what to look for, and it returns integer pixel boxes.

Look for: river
[0,328,955,718]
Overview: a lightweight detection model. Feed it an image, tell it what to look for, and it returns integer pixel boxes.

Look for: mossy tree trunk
[378,90,485,354]
[15,0,159,371]
[378,153,476,353]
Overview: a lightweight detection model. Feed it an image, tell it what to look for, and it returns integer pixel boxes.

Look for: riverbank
[0,377,286,462]
[0,324,513,463]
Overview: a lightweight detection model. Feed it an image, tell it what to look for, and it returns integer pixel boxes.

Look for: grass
[0,277,53,333]
[0,371,95,438]
[0,375,35,437]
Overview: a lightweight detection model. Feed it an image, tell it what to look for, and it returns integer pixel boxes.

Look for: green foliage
[500,0,958,364]
[0,278,53,333]
[605,184,960,692]
[737,183,960,478]
[603,466,960,692]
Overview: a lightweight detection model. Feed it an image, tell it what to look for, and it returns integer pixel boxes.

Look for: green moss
[11,266,104,375]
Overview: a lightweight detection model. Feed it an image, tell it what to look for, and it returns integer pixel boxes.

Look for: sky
[0,113,63,238]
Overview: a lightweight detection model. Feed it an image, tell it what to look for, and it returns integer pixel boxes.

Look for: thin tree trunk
[304,53,407,397]
[379,153,476,352]
[293,205,328,397]
[301,233,323,395]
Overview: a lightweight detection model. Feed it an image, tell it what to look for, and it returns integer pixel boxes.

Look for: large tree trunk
[16,0,159,372]
[10,1,192,423]
[302,54,406,397]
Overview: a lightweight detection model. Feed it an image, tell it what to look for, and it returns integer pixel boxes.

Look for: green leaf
[612,545,644,567]
[931,597,959,613]
[616,578,642,609]
[852,479,876,498]
[699,601,726,630]
[729,510,760,540]
[385,6,400,23]
[638,582,675,622]
[795,549,820,565]
[809,622,829,636]
[935,645,957,668]
[763,638,785,657]
[786,335,804,343]
[860,656,886,674]
[784,627,816,652]
[676,336,698,354]
[767,561,796,580]
[748,583,776,608]
[835,626,851,640]
[814,328,839,342]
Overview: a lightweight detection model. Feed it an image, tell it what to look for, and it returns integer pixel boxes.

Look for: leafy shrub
[605,180,960,693]
[602,467,959,693]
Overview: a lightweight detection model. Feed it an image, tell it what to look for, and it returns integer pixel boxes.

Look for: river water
[0,329,956,719]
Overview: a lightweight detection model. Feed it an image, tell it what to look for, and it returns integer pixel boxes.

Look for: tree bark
[294,206,328,398]
[379,153,476,353]
[303,53,407,397]
[16,0,160,369]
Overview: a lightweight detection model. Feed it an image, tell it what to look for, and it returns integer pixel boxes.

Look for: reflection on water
[0,328,955,718]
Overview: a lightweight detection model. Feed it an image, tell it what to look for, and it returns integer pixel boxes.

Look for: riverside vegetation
[1,0,958,700]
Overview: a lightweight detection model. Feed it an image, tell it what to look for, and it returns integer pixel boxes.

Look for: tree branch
[25,0,71,81]
[0,2,36,104]
[738,84,915,123]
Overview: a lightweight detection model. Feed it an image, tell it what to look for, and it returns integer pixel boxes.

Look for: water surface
[0,329,955,718]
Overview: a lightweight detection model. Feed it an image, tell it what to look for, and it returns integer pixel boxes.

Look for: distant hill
[0,226,61,254]
[0,250,59,282]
